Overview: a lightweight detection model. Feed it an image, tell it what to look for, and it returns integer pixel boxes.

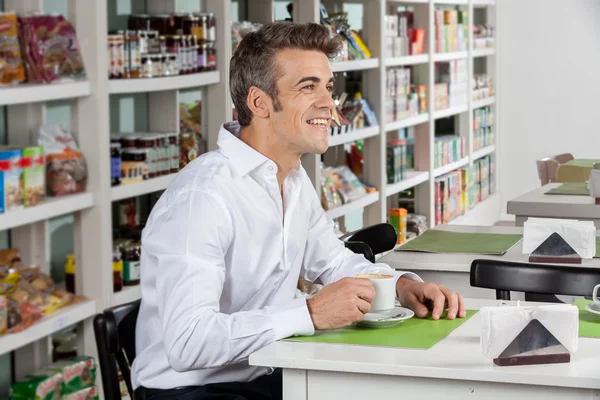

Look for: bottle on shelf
[65,254,76,294]
[113,250,123,293]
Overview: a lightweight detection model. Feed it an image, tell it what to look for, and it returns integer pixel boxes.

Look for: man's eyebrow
[295,76,335,86]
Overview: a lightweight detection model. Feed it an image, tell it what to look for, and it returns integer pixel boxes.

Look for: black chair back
[93,299,141,400]
[341,223,398,262]
[470,259,600,301]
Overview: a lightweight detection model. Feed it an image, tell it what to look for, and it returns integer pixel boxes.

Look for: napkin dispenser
[590,163,600,204]
[481,304,578,366]
[523,218,596,264]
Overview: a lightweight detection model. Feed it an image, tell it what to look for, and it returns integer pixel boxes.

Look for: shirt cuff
[268,297,315,340]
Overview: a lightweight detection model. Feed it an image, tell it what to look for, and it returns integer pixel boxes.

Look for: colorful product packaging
[0,148,23,214]
[21,146,45,207]
[10,369,64,400]
[60,385,99,400]
[49,356,96,394]
[388,208,408,244]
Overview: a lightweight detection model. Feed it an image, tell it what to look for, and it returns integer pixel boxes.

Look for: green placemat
[545,182,589,196]
[287,310,477,349]
[395,230,523,255]
[565,159,600,168]
[575,300,600,338]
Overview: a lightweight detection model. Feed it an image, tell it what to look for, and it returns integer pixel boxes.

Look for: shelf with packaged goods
[385,54,429,67]
[473,48,496,58]
[473,96,495,109]
[112,285,141,307]
[326,192,380,220]
[0,193,94,232]
[448,193,500,225]
[433,157,469,178]
[0,300,96,356]
[0,81,91,106]
[433,104,468,120]
[433,52,468,62]
[385,113,429,132]
[111,174,177,202]
[472,145,496,161]
[330,58,379,73]
[386,170,430,197]
[434,0,469,5]
[473,0,497,6]
[387,0,429,4]
[328,126,380,147]
[107,71,220,94]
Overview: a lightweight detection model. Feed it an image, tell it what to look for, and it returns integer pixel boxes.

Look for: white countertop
[249,298,600,390]
[379,224,600,273]
[507,183,599,219]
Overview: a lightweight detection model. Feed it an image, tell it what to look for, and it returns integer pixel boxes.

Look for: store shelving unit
[0,0,498,392]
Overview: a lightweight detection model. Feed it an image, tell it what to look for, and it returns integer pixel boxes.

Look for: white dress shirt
[131,121,421,390]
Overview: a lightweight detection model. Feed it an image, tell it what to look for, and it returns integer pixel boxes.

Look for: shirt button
[268,166,274,172]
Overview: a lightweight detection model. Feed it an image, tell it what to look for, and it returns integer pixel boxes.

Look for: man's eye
[303,84,315,90]
[326,86,334,93]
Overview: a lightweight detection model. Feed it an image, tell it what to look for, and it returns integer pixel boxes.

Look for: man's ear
[246,86,271,119]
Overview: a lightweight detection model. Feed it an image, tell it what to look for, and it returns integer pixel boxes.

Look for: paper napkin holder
[590,165,600,205]
[481,304,578,367]
[528,232,582,264]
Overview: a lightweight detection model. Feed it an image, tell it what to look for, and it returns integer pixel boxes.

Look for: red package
[18,14,86,83]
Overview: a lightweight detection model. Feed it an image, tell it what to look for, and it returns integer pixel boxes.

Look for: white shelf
[433,105,468,119]
[388,0,429,3]
[0,81,91,106]
[449,194,500,225]
[472,145,496,160]
[386,54,429,67]
[434,0,468,4]
[329,126,380,147]
[331,58,379,73]
[0,193,94,231]
[0,300,96,355]
[386,171,430,197]
[473,96,496,109]
[433,52,468,62]
[326,192,380,220]
[111,174,176,201]
[434,157,469,178]
[108,71,220,94]
[473,48,496,58]
[473,0,496,6]
[112,285,141,307]
[385,113,429,132]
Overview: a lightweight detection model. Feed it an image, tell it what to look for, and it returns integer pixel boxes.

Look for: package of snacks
[0,294,7,336]
[19,14,86,83]
[22,146,46,207]
[61,385,99,400]
[0,248,23,267]
[38,124,87,196]
[0,12,26,85]
[50,356,96,394]
[10,368,63,400]
[0,148,24,213]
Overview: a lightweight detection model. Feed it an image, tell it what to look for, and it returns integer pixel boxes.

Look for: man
[132,22,466,400]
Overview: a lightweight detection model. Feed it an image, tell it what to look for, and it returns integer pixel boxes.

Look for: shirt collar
[217,121,272,177]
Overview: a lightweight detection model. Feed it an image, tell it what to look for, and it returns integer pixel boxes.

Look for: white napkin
[523,217,596,259]
[480,304,579,359]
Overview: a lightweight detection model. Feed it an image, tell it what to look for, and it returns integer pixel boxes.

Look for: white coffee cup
[356,273,396,312]
[593,284,600,304]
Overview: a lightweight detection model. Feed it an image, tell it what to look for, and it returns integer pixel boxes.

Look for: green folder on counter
[395,230,522,255]
[545,182,589,196]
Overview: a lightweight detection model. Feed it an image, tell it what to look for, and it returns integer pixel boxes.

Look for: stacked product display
[179,101,206,168]
[330,92,378,136]
[434,8,468,53]
[0,124,88,214]
[435,60,468,110]
[473,24,495,49]
[10,356,98,399]
[473,106,495,151]
[0,249,86,337]
[112,198,145,291]
[386,67,427,122]
[387,139,413,184]
[320,164,376,212]
[108,12,217,80]
[434,154,494,225]
[384,8,425,57]
[435,135,466,169]
[321,8,371,62]
[0,12,86,86]
[473,73,494,101]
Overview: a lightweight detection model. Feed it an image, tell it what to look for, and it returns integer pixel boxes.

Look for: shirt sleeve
[300,179,422,289]
[142,189,314,373]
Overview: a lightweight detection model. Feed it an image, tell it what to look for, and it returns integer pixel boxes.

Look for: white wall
[498,0,600,218]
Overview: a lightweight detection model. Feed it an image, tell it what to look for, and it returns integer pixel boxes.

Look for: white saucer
[585,302,600,316]
[358,306,414,328]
